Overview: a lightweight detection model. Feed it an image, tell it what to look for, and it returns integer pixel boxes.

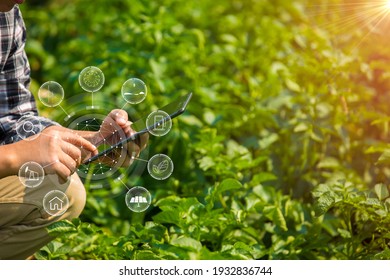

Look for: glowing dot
[387,1,390,9]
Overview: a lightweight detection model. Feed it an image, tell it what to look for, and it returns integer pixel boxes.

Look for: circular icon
[147,154,174,180]
[16,117,42,141]
[43,190,69,217]
[18,161,45,188]
[125,186,151,212]
[79,66,105,92]
[146,110,172,137]
[121,78,147,104]
[38,81,64,107]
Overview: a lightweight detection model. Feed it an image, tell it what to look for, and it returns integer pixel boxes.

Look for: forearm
[0,143,22,178]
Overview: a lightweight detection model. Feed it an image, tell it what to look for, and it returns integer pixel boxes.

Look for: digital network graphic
[17,66,175,215]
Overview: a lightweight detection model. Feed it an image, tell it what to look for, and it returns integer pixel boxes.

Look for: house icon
[49,196,64,211]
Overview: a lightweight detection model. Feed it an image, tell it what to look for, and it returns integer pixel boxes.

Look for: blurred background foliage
[21,0,390,259]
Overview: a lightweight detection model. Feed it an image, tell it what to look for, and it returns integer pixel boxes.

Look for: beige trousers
[0,174,86,260]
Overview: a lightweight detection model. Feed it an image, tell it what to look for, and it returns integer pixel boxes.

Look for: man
[0,0,147,259]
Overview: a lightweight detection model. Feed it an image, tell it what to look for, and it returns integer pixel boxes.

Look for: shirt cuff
[0,114,60,145]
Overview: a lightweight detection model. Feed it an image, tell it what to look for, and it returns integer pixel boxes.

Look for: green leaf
[312,184,332,198]
[47,220,77,234]
[314,192,336,216]
[153,210,181,226]
[252,172,278,183]
[133,250,162,260]
[273,207,288,231]
[377,149,390,165]
[374,183,389,201]
[171,236,202,252]
[198,156,215,171]
[374,248,390,260]
[337,228,351,239]
[285,78,301,92]
[217,178,242,194]
[317,157,340,169]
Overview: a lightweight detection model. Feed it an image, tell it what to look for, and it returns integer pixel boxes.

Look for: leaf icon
[152,160,169,174]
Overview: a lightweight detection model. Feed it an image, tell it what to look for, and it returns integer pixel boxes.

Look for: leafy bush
[21,0,390,259]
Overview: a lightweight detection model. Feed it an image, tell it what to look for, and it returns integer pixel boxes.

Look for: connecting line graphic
[57,104,71,119]
[116,156,149,191]
[42,160,60,169]
[131,156,149,163]
[91,91,94,109]
[117,177,130,191]
[120,102,128,111]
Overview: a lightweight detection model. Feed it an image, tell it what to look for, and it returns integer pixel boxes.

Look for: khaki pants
[0,174,86,260]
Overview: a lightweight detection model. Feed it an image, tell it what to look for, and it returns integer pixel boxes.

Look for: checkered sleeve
[0,5,58,145]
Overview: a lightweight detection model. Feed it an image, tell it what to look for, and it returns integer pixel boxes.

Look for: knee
[61,174,86,220]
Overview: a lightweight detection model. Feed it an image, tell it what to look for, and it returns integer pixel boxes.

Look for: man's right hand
[2,126,98,184]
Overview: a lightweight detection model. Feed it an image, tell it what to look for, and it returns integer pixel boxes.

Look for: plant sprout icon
[152,159,169,175]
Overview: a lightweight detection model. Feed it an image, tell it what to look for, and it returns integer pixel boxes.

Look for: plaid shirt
[0,5,56,145]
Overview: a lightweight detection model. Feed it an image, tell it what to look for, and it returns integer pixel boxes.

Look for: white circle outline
[125,186,151,212]
[43,190,69,217]
[15,118,42,141]
[78,66,105,93]
[38,81,65,107]
[121,78,147,104]
[18,161,45,188]
[147,154,174,180]
[146,110,172,137]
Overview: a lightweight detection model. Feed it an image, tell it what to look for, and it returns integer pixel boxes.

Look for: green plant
[24,0,390,260]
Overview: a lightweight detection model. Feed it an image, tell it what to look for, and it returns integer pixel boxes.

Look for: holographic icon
[70,114,127,180]
[121,78,147,104]
[79,66,105,92]
[43,190,69,217]
[125,186,151,212]
[147,154,174,180]
[23,121,35,134]
[15,117,42,141]
[18,161,45,188]
[38,81,65,107]
[146,110,172,137]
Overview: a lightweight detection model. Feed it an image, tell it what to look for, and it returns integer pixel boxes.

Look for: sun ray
[303,1,390,49]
